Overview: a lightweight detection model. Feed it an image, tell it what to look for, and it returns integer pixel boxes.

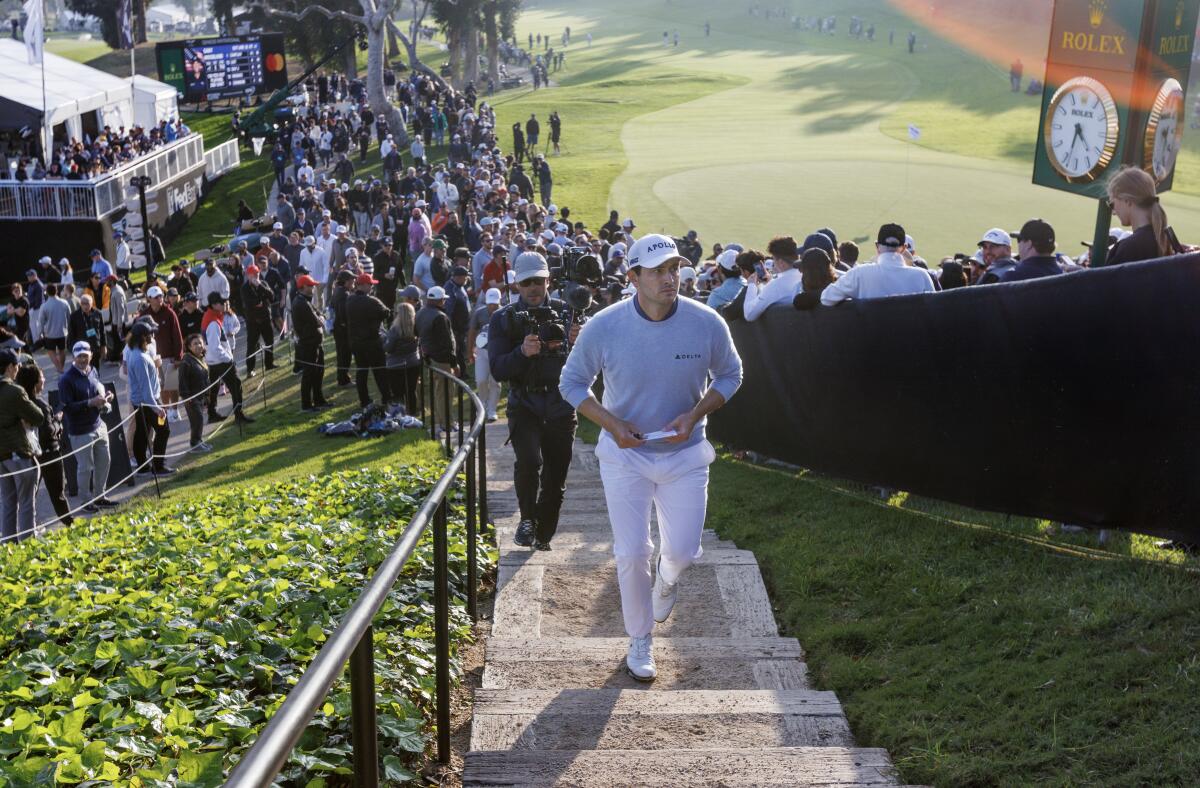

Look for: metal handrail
[225,364,490,787]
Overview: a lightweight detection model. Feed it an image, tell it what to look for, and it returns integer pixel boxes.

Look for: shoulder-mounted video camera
[550,246,604,313]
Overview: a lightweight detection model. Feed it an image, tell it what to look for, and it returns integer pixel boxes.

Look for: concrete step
[492,557,778,639]
[462,746,899,786]
[498,546,758,566]
[493,527,736,552]
[482,636,808,690]
[469,688,853,751]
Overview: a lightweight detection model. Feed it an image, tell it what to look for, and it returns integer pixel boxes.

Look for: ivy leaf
[382,755,417,782]
[177,750,223,786]
[72,690,101,709]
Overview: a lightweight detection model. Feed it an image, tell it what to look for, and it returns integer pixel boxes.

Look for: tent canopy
[0,38,133,133]
[131,74,180,129]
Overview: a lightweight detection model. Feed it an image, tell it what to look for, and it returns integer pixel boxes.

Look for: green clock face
[1043,76,1120,183]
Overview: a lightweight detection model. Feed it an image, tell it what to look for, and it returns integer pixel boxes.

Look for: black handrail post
[457,385,464,449]
[442,370,452,458]
[433,497,452,764]
[466,404,478,622]
[427,365,436,442]
[478,419,490,541]
[349,626,380,788]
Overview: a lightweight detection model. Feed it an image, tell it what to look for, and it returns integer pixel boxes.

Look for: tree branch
[248,3,367,25]
[387,15,450,90]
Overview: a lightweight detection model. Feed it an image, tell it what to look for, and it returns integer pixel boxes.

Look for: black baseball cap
[877,223,906,248]
[0,348,19,368]
[450,265,470,277]
[1016,219,1055,246]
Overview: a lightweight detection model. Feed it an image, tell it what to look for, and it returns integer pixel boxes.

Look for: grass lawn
[706,454,1200,785]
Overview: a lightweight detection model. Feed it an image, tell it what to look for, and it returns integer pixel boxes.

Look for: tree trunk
[366,11,410,146]
[463,21,480,86]
[387,19,400,59]
[484,3,500,85]
[344,45,359,80]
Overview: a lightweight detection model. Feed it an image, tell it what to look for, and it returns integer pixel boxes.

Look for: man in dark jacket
[509,164,534,202]
[240,265,277,376]
[346,273,392,406]
[374,236,405,310]
[292,275,330,412]
[67,294,107,362]
[331,271,354,386]
[178,293,203,339]
[56,342,114,505]
[1001,219,1064,283]
[415,286,457,431]
[445,265,472,372]
[534,154,553,205]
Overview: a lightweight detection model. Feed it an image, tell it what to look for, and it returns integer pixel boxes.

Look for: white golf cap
[272,221,283,230]
[505,270,517,284]
[627,233,685,270]
[514,251,551,282]
[304,235,316,246]
[547,204,558,213]
[622,218,636,229]
[39,255,51,264]
[905,234,916,252]
[978,228,1011,247]
[680,266,697,282]
[72,341,92,357]
[259,236,270,245]
[426,285,447,300]
[146,285,164,298]
[716,248,740,272]
[484,287,502,304]
[539,229,555,242]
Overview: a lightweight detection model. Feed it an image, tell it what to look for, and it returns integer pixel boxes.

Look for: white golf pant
[595,434,716,638]
[474,347,501,418]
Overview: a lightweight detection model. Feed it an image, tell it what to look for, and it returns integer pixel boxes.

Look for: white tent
[131,74,179,129]
[0,38,133,156]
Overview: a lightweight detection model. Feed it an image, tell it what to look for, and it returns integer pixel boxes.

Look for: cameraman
[487,252,581,551]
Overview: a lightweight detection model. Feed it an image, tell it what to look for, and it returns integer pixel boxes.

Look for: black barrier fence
[225,364,490,786]
[709,253,1200,542]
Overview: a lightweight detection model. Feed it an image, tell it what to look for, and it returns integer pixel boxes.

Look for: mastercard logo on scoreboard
[265,53,285,72]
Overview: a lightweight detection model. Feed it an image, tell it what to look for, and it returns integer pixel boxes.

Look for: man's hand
[568,322,581,344]
[608,417,646,449]
[467,350,476,365]
[88,395,106,408]
[520,334,542,357]
[663,411,699,444]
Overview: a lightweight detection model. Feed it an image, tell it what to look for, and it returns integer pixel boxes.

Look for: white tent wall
[131,75,180,129]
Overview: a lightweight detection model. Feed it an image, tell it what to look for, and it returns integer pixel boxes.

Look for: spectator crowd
[1,44,1190,550]
[1,119,193,181]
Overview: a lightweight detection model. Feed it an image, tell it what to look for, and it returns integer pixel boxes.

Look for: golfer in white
[560,234,743,680]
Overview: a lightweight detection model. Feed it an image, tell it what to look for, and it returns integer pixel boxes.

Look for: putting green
[516,0,1200,256]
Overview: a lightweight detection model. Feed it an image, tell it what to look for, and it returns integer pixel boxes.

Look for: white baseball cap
[626,234,684,270]
[304,235,317,246]
[547,204,558,214]
[905,234,916,252]
[622,218,636,229]
[716,248,740,272]
[539,229,555,242]
[72,341,92,357]
[146,285,164,298]
[680,266,697,282]
[978,228,1011,247]
[426,285,447,300]
[272,221,283,230]
[39,255,51,264]
[484,287,502,304]
[505,270,517,284]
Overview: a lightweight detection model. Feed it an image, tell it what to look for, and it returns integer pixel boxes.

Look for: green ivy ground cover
[0,467,494,786]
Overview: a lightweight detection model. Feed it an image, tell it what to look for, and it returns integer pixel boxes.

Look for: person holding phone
[742,236,803,322]
[560,234,743,682]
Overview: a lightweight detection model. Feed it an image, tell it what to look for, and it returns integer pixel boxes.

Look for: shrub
[0,466,493,786]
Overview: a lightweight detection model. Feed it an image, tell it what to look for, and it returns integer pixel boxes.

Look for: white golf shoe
[652,557,678,623]
[626,634,656,681]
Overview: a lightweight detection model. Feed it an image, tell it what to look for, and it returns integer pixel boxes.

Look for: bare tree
[253,0,447,146]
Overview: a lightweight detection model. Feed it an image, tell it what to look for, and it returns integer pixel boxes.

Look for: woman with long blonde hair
[384,302,421,414]
[1105,166,1183,265]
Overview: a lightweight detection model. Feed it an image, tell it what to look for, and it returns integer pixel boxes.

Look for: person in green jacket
[0,349,44,542]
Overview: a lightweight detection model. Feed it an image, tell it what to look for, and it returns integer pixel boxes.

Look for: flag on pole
[117,0,134,50]
[907,124,922,141]
[22,0,44,65]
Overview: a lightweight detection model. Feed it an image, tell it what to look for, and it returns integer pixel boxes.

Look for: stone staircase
[461,421,902,786]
